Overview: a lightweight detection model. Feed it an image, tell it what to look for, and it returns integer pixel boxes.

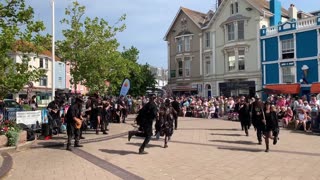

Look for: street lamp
[51,0,55,98]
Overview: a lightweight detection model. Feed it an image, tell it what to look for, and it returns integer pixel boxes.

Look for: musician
[118,95,127,123]
[128,94,158,154]
[47,96,61,135]
[66,97,84,151]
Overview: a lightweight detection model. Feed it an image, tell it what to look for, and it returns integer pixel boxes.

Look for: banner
[119,79,131,96]
[16,110,42,125]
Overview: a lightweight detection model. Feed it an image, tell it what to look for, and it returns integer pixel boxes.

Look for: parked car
[0,99,24,121]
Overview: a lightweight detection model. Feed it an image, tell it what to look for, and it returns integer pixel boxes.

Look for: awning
[264,84,300,94]
[311,83,320,93]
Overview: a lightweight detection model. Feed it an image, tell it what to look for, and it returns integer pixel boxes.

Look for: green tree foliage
[120,47,156,97]
[57,1,127,95]
[0,0,47,99]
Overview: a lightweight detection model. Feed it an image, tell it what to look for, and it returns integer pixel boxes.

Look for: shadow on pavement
[99,149,137,155]
[217,146,263,152]
[209,139,257,145]
[31,141,65,150]
[126,142,163,148]
[210,133,243,137]
[178,128,240,131]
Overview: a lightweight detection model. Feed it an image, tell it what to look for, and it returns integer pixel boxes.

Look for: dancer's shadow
[99,149,138,155]
[217,146,262,152]
[126,142,163,148]
[178,128,240,131]
[209,139,257,145]
[210,133,243,137]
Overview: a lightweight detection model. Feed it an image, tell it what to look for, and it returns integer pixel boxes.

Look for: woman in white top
[295,109,308,131]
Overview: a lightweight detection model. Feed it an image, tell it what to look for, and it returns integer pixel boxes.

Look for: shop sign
[280,61,294,67]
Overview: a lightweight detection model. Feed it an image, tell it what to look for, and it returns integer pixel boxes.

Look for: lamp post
[51,0,55,98]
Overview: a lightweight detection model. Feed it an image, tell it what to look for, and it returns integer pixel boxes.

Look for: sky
[26,0,320,69]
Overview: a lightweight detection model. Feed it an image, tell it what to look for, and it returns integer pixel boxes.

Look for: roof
[246,0,289,18]
[13,40,61,61]
[220,14,251,26]
[164,7,213,40]
[204,0,289,29]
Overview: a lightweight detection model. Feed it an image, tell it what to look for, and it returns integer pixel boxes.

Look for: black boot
[102,131,108,135]
[139,148,148,154]
[265,143,269,152]
[273,137,278,145]
[66,143,72,151]
[128,131,134,141]
[74,142,83,147]
[96,130,99,135]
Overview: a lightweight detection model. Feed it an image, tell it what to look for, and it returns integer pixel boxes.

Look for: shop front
[219,81,256,97]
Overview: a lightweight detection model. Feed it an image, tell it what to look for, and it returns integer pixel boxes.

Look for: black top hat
[75,97,84,103]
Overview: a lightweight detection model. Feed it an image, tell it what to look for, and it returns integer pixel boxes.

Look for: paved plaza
[2,115,320,180]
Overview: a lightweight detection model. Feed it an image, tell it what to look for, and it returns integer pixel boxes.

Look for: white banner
[16,110,42,125]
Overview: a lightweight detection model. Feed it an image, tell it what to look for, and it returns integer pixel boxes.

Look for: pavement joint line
[0,152,13,179]
[72,148,144,180]
[30,132,129,149]
[170,140,320,157]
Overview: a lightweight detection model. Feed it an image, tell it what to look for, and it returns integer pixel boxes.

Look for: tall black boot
[66,143,72,151]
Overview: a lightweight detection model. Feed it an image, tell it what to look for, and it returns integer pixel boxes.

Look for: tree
[57,1,127,95]
[120,47,156,97]
[0,0,47,99]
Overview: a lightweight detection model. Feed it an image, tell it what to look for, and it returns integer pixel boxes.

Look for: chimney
[288,4,298,20]
[270,0,281,26]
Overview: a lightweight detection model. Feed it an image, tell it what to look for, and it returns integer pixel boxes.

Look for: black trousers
[174,116,178,129]
[67,123,80,145]
[101,115,109,131]
[256,125,264,142]
[134,124,152,150]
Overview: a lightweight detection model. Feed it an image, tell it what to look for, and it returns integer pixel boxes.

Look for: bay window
[184,57,191,77]
[228,51,236,71]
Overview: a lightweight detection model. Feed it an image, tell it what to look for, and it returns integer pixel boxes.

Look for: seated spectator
[282,107,293,128]
[208,105,216,119]
[277,106,286,120]
[302,101,311,113]
[295,109,308,131]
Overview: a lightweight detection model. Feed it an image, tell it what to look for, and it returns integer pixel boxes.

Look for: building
[10,49,59,105]
[164,7,213,96]
[65,62,89,95]
[55,61,66,90]
[260,3,320,96]
[164,0,290,98]
[149,66,168,89]
[201,0,289,98]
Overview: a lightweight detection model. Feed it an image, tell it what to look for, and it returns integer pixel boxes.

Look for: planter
[0,131,27,147]
[18,130,27,144]
[0,135,8,147]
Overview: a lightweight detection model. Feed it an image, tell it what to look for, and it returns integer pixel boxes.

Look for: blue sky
[27,0,320,69]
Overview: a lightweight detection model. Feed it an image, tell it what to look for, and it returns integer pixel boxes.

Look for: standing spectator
[29,95,38,111]
[171,97,180,130]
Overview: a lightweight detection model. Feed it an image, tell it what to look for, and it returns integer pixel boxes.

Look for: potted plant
[0,120,22,147]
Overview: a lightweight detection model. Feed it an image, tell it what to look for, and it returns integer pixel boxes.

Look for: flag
[119,79,130,96]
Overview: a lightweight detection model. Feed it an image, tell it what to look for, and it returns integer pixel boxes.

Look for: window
[184,57,191,77]
[231,4,234,14]
[235,2,239,13]
[281,39,294,59]
[58,77,62,87]
[205,59,211,75]
[205,32,210,48]
[185,36,190,52]
[40,76,47,86]
[238,49,245,70]
[282,66,295,83]
[177,38,183,53]
[228,51,236,71]
[178,59,183,77]
[238,21,244,40]
[227,23,235,41]
[39,58,48,69]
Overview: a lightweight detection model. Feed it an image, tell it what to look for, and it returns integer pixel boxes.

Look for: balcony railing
[262,16,319,36]
[297,16,318,29]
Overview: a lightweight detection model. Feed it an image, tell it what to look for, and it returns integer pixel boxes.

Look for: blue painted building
[260,3,320,96]
[55,61,66,90]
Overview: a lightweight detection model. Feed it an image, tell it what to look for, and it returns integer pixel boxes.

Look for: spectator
[282,107,293,128]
